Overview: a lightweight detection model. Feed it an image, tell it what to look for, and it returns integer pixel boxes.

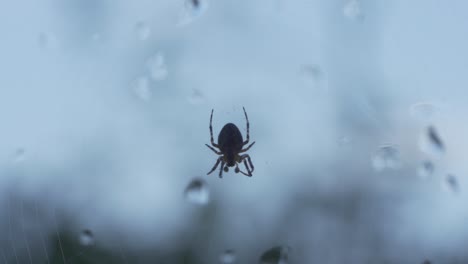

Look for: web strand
[53,209,66,264]
[35,202,50,264]
[20,200,32,264]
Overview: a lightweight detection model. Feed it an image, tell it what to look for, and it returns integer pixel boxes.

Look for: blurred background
[1,0,468,263]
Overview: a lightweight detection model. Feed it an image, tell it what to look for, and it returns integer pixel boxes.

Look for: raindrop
[12,148,26,163]
[178,0,209,26]
[417,160,434,179]
[91,33,102,42]
[338,136,351,146]
[38,32,59,50]
[419,126,444,158]
[410,102,437,122]
[371,144,401,172]
[259,246,290,264]
[187,89,205,105]
[220,249,236,264]
[135,21,151,41]
[300,64,323,83]
[190,0,200,8]
[79,229,94,246]
[132,76,152,102]
[146,52,168,81]
[184,178,209,205]
[343,0,364,20]
[444,174,459,193]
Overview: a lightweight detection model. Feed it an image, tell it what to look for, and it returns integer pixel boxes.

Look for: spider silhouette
[205,107,255,178]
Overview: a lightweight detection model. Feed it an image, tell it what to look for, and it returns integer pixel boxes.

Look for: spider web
[1,183,129,264]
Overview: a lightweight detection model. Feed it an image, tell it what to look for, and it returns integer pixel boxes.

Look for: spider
[205,107,255,178]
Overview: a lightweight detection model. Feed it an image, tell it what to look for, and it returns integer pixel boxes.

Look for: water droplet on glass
[187,89,205,105]
[338,136,351,146]
[300,64,323,83]
[343,0,364,20]
[132,76,152,102]
[259,246,290,264]
[146,52,168,81]
[135,21,151,41]
[422,260,431,264]
[91,33,102,42]
[38,32,59,50]
[371,144,401,172]
[184,178,209,205]
[444,174,459,193]
[419,126,444,158]
[410,102,437,122]
[417,160,434,179]
[12,148,26,163]
[178,0,209,26]
[220,249,236,264]
[79,229,94,246]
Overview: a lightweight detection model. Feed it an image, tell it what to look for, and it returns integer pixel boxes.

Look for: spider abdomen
[218,123,244,153]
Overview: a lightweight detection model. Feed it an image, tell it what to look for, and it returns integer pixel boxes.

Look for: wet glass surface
[0,1,467,263]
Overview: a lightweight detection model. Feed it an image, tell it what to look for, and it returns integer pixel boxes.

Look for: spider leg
[242,107,250,145]
[240,141,255,153]
[219,160,226,178]
[235,164,248,175]
[241,160,253,177]
[246,156,254,172]
[207,157,222,175]
[240,154,254,173]
[209,109,220,148]
[205,144,222,155]
[237,163,252,177]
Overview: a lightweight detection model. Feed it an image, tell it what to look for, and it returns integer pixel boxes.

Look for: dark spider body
[205,107,255,178]
[218,123,243,166]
